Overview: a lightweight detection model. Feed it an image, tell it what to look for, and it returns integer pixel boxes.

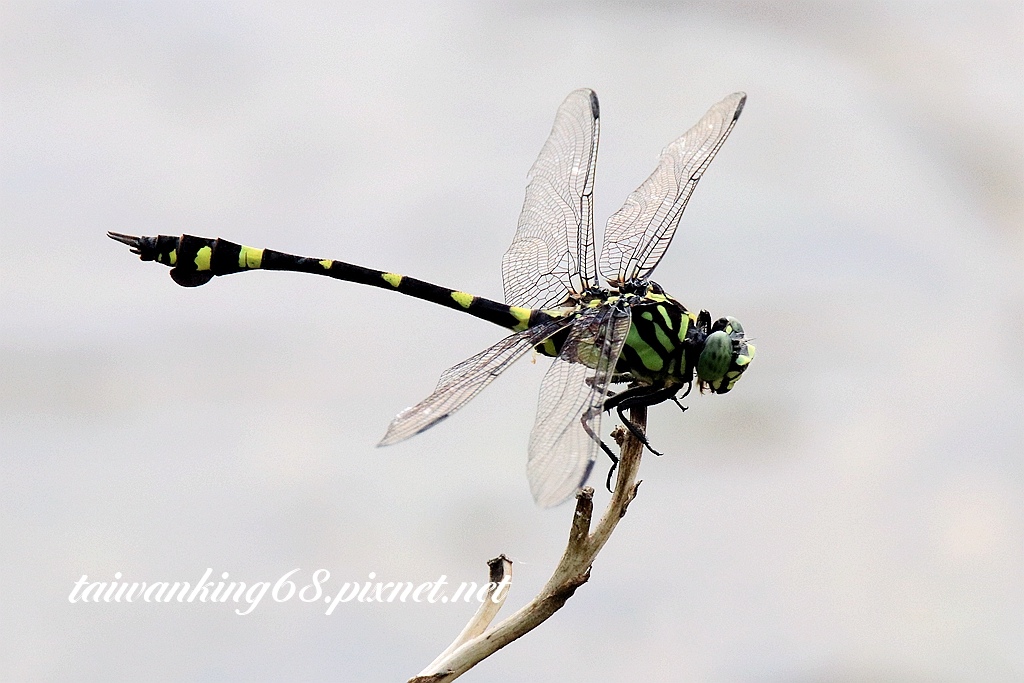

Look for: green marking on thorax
[678,312,698,343]
[319,259,333,270]
[451,291,474,309]
[676,315,690,344]
[651,320,675,354]
[195,246,212,271]
[626,324,664,373]
[381,272,403,287]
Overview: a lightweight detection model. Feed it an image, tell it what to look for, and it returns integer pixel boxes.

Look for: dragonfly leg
[601,441,619,493]
[580,407,619,493]
[616,405,663,456]
[604,383,685,456]
[671,381,693,412]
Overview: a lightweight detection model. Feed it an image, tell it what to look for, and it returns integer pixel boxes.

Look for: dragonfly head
[696,316,755,394]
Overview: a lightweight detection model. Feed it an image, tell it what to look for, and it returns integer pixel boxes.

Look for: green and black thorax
[540,281,753,395]
[535,284,696,382]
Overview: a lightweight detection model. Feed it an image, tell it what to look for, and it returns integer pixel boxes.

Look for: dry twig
[410,406,648,682]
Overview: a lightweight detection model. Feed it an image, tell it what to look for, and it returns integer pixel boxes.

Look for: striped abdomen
[108,233,556,333]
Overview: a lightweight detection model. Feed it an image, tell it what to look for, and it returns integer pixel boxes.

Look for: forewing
[378,318,574,446]
[503,89,600,309]
[527,304,631,507]
[599,92,745,285]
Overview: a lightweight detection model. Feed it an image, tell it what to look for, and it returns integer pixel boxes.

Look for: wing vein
[599,92,745,284]
[379,318,574,446]
[503,89,600,308]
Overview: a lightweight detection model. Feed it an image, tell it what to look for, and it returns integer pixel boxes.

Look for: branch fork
[410,407,648,682]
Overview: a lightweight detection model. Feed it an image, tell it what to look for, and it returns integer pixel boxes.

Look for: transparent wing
[379,317,574,446]
[599,92,745,285]
[527,304,631,507]
[503,89,600,309]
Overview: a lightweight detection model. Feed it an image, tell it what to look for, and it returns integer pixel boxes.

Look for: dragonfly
[109,89,754,507]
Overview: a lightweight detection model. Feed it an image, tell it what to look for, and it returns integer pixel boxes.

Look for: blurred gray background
[2,1,1022,681]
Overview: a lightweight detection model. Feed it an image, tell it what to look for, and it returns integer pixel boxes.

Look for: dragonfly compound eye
[697,331,732,386]
[698,328,755,394]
